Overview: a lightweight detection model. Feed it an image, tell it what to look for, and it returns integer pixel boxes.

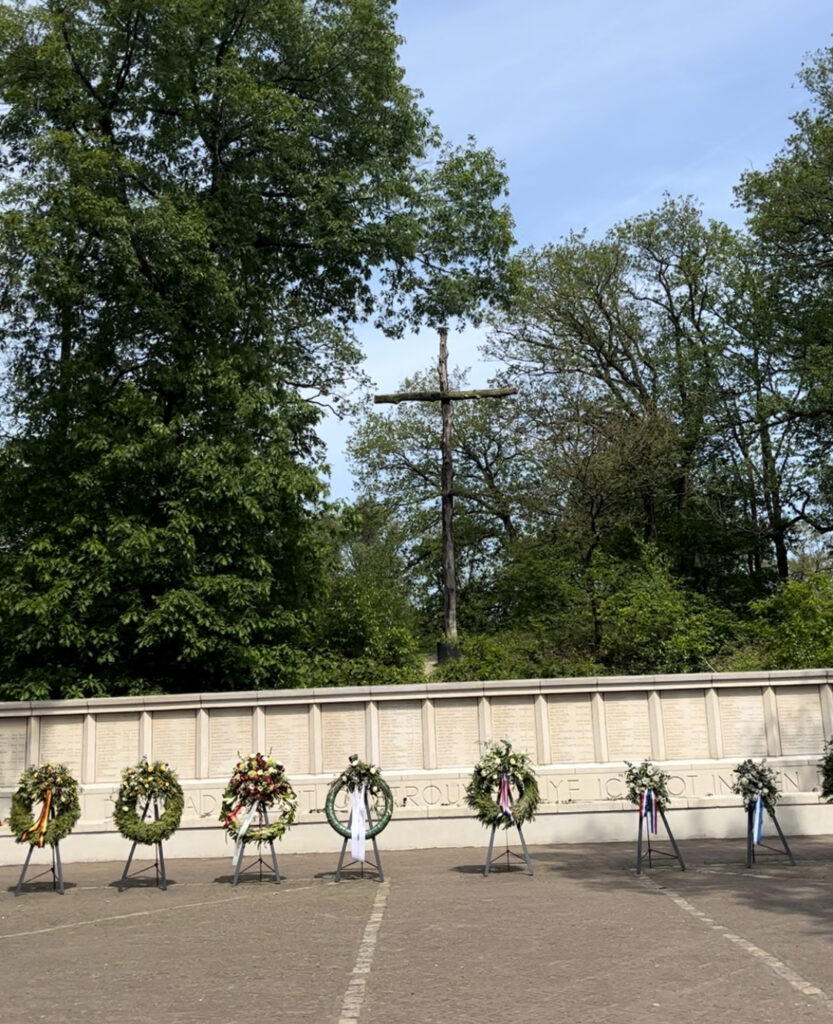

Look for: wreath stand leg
[14,805,65,896]
[334,792,385,882]
[232,804,281,886]
[483,823,533,876]
[118,798,168,892]
[746,806,795,868]
[635,808,684,875]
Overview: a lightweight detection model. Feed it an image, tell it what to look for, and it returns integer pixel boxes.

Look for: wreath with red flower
[219,754,297,844]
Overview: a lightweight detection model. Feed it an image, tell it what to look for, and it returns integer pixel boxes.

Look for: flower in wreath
[9,763,81,847]
[732,759,780,813]
[336,754,384,794]
[113,759,184,845]
[465,740,540,829]
[624,760,671,811]
[219,753,297,845]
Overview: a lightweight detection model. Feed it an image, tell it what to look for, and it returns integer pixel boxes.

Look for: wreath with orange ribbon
[9,763,81,847]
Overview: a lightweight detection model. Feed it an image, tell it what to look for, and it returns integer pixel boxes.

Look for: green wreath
[219,754,297,845]
[324,755,394,839]
[9,763,81,847]
[465,741,540,829]
[113,760,184,845]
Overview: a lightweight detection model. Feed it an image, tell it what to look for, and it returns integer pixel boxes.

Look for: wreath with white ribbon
[113,760,184,845]
[465,741,539,829]
[324,755,394,843]
[9,763,81,847]
[219,754,297,846]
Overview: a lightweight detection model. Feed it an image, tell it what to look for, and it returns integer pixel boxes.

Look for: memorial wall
[2,668,833,863]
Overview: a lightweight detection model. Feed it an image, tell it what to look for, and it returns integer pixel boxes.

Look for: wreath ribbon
[751,794,764,845]
[21,788,52,847]
[639,789,658,835]
[232,802,261,867]
[498,774,515,823]
[350,785,367,862]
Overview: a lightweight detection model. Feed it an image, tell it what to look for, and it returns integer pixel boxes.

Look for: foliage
[0,1,518,698]
[113,759,184,845]
[596,548,738,675]
[747,575,833,670]
[624,760,671,811]
[465,740,539,828]
[9,763,81,846]
[732,759,780,813]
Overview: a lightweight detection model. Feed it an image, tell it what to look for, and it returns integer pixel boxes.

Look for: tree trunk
[438,326,457,641]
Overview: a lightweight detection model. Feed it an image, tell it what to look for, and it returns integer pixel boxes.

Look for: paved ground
[2,834,833,1024]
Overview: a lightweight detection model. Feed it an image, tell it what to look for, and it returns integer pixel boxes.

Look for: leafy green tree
[0,0,502,698]
[748,576,833,670]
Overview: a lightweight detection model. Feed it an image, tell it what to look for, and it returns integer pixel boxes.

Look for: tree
[0,0,490,698]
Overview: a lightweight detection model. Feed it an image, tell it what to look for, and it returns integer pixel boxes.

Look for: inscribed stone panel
[490,696,537,757]
[378,701,423,770]
[719,688,767,756]
[776,686,824,754]
[661,691,709,759]
[208,709,254,777]
[0,718,27,786]
[322,703,366,771]
[39,716,83,776]
[604,693,651,761]
[96,713,140,781]
[548,695,595,763]
[435,698,480,768]
[152,711,197,778]
[265,707,311,776]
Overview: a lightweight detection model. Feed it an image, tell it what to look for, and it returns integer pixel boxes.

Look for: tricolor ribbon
[639,789,658,835]
[351,784,367,862]
[752,794,764,845]
[232,800,261,867]
[498,773,515,823]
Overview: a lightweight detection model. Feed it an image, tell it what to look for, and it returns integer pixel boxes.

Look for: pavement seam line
[337,881,390,1024]
[0,884,318,940]
[638,874,833,1013]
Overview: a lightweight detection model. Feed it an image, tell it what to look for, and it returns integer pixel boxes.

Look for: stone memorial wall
[2,669,833,863]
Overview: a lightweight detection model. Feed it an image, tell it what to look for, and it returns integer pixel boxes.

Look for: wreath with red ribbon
[218,754,297,844]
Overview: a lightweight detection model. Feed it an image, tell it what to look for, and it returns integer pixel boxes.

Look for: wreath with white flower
[732,758,779,813]
[324,755,394,839]
[465,741,539,829]
[219,754,297,844]
[113,760,184,845]
[625,760,671,811]
[9,763,81,847]
[818,738,833,802]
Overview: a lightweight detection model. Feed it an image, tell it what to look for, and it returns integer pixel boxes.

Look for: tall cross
[374,326,517,655]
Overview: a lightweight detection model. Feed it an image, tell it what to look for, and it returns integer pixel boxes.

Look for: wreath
[465,741,539,829]
[219,754,297,844]
[625,760,671,811]
[732,758,779,813]
[324,755,394,839]
[113,760,184,845]
[818,738,833,801]
[9,763,81,847]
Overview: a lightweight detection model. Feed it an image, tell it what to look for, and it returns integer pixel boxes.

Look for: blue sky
[320,1,833,500]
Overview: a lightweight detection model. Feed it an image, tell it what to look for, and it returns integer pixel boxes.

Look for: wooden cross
[374,326,517,654]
